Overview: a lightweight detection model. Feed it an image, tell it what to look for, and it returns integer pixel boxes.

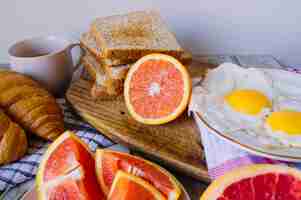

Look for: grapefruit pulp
[36,131,104,200]
[95,149,181,199]
[201,164,301,200]
[108,171,166,200]
[124,53,191,125]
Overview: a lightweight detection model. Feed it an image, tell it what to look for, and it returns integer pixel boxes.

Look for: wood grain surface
[66,60,214,183]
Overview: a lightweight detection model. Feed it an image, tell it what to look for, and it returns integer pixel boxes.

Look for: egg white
[199,63,301,147]
[201,63,272,131]
[262,68,301,146]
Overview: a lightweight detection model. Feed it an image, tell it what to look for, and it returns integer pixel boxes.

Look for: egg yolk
[225,89,272,115]
[266,111,301,135]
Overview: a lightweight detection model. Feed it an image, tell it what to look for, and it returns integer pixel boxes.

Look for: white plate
[193,68,301,162]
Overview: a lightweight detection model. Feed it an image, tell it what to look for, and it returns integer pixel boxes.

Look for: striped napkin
[190,66,301,180]
[0,98,123,198]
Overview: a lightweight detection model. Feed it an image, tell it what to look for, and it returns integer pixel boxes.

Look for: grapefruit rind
[95,149,181,199]
[200,164,301,200]
[108,170,166,200]
[36,131,95,200]
[95,149,110,195]
[124,53,192,125]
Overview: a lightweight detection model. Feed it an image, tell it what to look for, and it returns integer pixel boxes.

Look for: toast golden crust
[80,33,190,67]
[80,32,136,67]
[82,56,124,96]
[82,52,130,80]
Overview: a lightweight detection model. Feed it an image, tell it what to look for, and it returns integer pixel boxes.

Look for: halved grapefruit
[108,171,166,200]
[95,149,181,199]
[36,131,104,200]
[124,53,191,125]
[201,164,301,200]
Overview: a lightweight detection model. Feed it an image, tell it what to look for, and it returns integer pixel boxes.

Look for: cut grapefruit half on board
[124,53,191,125]
[201,164,301,200]
[95,149,181,199]
[36,131,104,200]
[108,171,166,200]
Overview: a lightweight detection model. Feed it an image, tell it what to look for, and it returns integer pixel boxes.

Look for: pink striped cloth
[192,67,301,180]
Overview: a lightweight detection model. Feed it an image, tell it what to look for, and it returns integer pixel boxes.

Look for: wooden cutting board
[66,59,214,183]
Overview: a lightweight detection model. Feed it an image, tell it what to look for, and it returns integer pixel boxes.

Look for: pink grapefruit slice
[36,131,104,200]
[201,164,301,200]
[95,149,181,199]
[124,53,191,125]
[108,170,166,200]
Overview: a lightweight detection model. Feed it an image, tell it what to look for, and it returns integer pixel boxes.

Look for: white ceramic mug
[9,36,83,96]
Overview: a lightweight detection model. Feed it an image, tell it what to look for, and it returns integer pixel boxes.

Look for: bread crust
[82,56,124,96]
[90,10,184,60]
[82,52,130,80]
[80,33,136,67]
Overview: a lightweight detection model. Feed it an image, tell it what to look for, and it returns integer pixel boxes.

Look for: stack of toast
[80,10,192,100]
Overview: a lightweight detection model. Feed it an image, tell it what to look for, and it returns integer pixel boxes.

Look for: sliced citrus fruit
[95,149,181,199]
[124,53,191,125]
[108,171,166,200]
[201,164,301,200]
[36,131,104,200]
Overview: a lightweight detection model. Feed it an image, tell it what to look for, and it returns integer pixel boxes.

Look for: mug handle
[67,43,85,72]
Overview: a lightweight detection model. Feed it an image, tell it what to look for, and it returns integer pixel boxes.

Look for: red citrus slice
[124,53,191,125]
[108,171,166,200]
[36,131,104,200]
[201,164,301,200]
[95,149,181,199]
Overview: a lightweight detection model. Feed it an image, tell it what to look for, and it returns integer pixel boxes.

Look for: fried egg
[201,63,273,130]
[199,63,301,147]
[262,69,301,146]
[264,111,301,146]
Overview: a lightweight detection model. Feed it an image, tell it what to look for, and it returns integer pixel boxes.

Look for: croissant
[0,71,64,140]
[0,109,27,165]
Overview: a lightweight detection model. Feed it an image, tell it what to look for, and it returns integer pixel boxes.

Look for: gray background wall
[0,0,300,67]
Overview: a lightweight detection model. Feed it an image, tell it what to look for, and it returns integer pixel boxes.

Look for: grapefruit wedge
[95,149,181,199]
[108,171,166,200]
[201,164,301,200]
[124,53,191,125]
[36,131,104,200]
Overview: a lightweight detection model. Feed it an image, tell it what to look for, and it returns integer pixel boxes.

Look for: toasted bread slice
[83,51,130,80]
[90,10,184,61]
[81,31,191,67]
[82,53,129,80]
[81,63,123,100]
[81,55,124,96]
[80,32,136,67]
